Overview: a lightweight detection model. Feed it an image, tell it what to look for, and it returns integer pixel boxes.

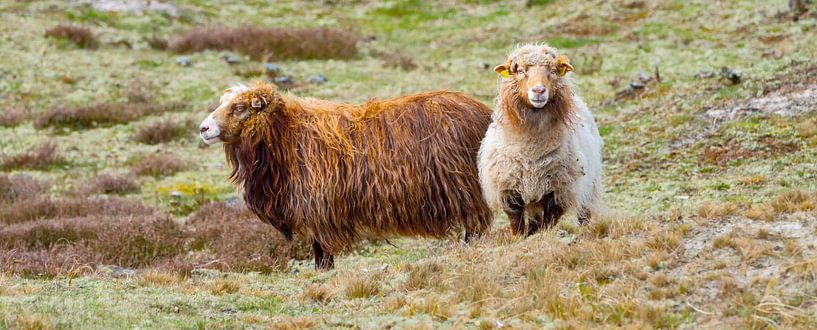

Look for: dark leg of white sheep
[502,192,526,236]
[312,241,335,270]
[526,192,564,236]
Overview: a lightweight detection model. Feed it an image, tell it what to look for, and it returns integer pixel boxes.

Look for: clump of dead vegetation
[130,153,188,177]
[0,107,28,127]
[167,26,358,61]
[185,202,311,273]
[93,174,140,194]
[44,24,98,49]
[371,49,417,71]
[133,118,193,145]
[34,101,187,130]
[0,198,312,278]
[0,141,66,171]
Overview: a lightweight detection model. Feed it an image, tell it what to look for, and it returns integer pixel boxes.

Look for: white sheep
[478,44,603,236]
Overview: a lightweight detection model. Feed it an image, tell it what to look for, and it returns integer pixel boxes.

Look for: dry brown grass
[0,196,153,225]
[133,118,193,145]
[343,275,380,299]
[302,283,334,303]
[138,270,183,287]
[403,261,443,291]
[8,314,53,330]
[0,174,49,203]
[371,49,417,71]
[208,278,241,295]
[0,141,65,171]
[34,101,186,130]
[92,174,139,194]
[167,26,357,61]
[44,25,97,49]
[130,153,188,177]
[697,201,739,219]
[268,316,317,330]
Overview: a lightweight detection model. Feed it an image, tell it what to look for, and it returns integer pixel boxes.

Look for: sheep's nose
[199,125,209,133]
[531,85,546,94]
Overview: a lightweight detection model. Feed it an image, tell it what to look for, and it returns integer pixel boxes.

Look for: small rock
[191,268,220,280]
[696,70,716,79]
[480,63,491,70]
[307,74,327,85]
[637,69,652,83]
[222,54,241,65]
[225,196,243,208]
[98,265,135,278]
[175,56,192,67]
[170,191,182,198]
[273,75,295,89]
[629,81,646,89]
[720,66,742,84]
[263,63,281,76]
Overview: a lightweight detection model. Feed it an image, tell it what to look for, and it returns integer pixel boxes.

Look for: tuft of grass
[371,50,417,71]
[92,174,139,194]
[44,25,97,49]
[34,102,187,130]
[208,279,241,295]
[138,270,183,287]
[167,26,358,61]
[696,201,739,219]
[344,276,380,299]
[403,261,443,290]
[130,154,187,177]
[303,283,334,303]
[0,141,65,171]
[133,118,194,145]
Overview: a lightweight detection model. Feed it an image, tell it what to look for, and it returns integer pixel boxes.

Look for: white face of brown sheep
[199,85,270,144]
[494,49,573,109]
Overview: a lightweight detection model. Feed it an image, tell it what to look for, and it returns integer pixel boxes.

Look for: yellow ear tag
[499,69,510,78]
[558,67,567,76]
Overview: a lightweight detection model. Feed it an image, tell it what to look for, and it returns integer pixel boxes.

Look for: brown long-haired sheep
[199,82,493,269]
[478,44,603,237]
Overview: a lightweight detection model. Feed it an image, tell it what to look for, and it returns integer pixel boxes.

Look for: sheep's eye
[517,68,526,75]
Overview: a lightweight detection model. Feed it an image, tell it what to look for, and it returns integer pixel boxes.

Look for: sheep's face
[494,47,573,109]
[199,83,279,144]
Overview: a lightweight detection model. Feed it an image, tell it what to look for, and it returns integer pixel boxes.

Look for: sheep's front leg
[502,192,525,236]
[312,241,335,270]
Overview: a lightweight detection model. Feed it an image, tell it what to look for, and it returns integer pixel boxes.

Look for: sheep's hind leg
[312,241,335,270]
[502,192,525,236]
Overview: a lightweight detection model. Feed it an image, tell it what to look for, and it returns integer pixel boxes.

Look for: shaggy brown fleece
[212,82,493,268]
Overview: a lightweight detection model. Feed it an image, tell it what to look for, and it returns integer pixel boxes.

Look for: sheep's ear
[557,55,574,76]
[494,61,511,78]
[251,97,263,109]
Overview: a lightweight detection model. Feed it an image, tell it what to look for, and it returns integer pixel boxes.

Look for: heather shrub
[185,202,311,273]
[133,118,194,145]
[0,196,154,225]
[130,154,188,177]
[0,107,27,127]
[167,26,357,61]
[93,174,140,194]
[44,25,98,49]
[0,174,49,203]
[34,102,187,130]
[0,141,66,170]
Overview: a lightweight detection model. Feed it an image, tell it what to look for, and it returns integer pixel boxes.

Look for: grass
[0,0,816,328]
